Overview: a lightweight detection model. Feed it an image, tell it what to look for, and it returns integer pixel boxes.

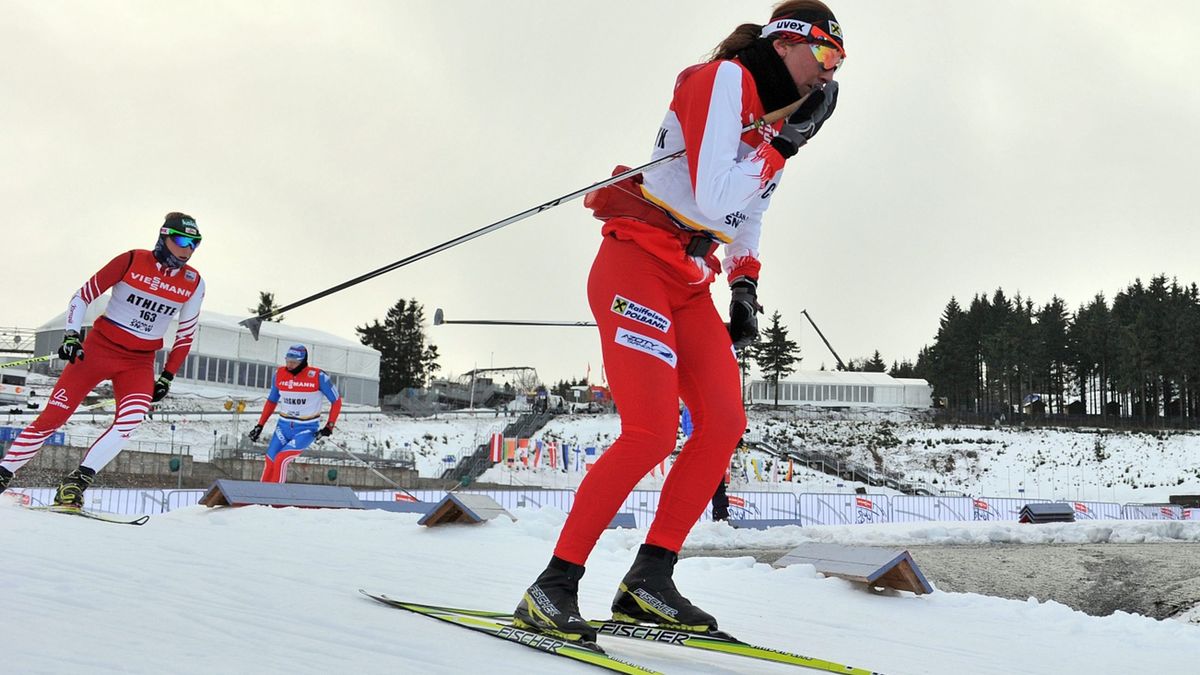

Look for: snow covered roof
[773,371,929,387]
[38,299,367,350]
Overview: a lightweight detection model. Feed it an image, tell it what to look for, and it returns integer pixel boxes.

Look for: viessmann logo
[130,272,189,296]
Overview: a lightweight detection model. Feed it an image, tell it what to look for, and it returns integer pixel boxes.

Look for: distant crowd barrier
[6,487,1197,524]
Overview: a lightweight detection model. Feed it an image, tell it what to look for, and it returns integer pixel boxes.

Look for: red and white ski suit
[0,250,204,475]
[554,59,789,564]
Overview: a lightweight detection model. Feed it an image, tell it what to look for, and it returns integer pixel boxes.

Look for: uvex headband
[761,17,844,52]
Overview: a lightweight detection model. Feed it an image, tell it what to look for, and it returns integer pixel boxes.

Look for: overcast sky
[3,1,1199,385]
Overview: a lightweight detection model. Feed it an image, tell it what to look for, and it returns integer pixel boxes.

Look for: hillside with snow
[474,409,1200,505]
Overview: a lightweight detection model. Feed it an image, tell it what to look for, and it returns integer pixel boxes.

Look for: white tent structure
[747,371,932,409]
[34,300,380,405]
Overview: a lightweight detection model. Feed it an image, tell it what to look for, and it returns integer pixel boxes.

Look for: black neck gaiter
[734,38,802,114]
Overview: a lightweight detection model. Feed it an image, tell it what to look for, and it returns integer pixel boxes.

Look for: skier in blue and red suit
[248,344,342,483]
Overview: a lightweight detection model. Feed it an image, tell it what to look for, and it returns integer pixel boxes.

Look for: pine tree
[890,359,918,378]
[250,291,284,322]
[356,298,440,395]
[1035,296,1071,412]
[929,297,974,410]
[752,311,800,407]
[865,350,887,372]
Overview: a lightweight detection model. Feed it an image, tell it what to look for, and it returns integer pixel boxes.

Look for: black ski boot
[611,544,719,632]
[513,556,599,646]
[0,466,13,493]
[53,467,95,508]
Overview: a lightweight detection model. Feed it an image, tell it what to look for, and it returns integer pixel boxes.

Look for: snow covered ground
[3,500,1197,674]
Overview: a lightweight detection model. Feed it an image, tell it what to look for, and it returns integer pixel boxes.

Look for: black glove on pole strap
[248,424,264,442]
[728,278,763,349]
[770,80,839,158]
[58,330,84,363]
[151,371,174,403]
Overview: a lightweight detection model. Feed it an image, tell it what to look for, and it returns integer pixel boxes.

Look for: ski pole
[1,354,54,369]
[320,437,420,500]
[433,308,595,328]
[239,97,808,339]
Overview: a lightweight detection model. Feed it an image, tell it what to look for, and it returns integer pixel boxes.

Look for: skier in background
[711,436,744,522]
[514,0,843,646]
[248,344,342,483]
[0,213,205,506]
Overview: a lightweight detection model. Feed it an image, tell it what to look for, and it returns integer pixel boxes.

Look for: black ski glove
[771,80,839,158]
[58,330,84,363]
[151,371,173,403]
[728,278,762,349]
[248,424,264,442]
[319,424,334,437]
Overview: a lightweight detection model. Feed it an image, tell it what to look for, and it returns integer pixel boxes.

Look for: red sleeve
[728,256,762,284]
[81,251,134,302]
[256,400,277,427]
[67,251,134,331]
[164,277,204,375]
[326,398,342,428]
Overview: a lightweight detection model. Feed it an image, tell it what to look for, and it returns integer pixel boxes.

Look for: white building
[747,371,932,409]
[33,300,381,405]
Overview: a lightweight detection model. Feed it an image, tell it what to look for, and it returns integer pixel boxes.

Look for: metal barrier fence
[968,496,1036,521]
[166,490,207,510]
[7,487,197,513]
[795,493,890,525]
[59,434,193,456]
[1122,504,1191,520]
[1067,500,1125,520]
[890,495,974,523]
[10,486,1200,523]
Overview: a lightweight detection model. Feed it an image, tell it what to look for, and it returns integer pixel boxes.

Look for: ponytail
[709,23,763,61]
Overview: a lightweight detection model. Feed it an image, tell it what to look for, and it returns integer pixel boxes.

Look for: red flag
[532,441,542,468]
[489,433,503,463]
[547,441,557,469]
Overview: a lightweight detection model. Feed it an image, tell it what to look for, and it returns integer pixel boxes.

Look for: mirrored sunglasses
[161,227,202,249]
[810,43,844,71]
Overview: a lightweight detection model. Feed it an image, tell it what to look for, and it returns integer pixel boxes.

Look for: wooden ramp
[199,480,365,509]
[1019,502,1076,523]
[775,543,934,595]
[418,493,515,526]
